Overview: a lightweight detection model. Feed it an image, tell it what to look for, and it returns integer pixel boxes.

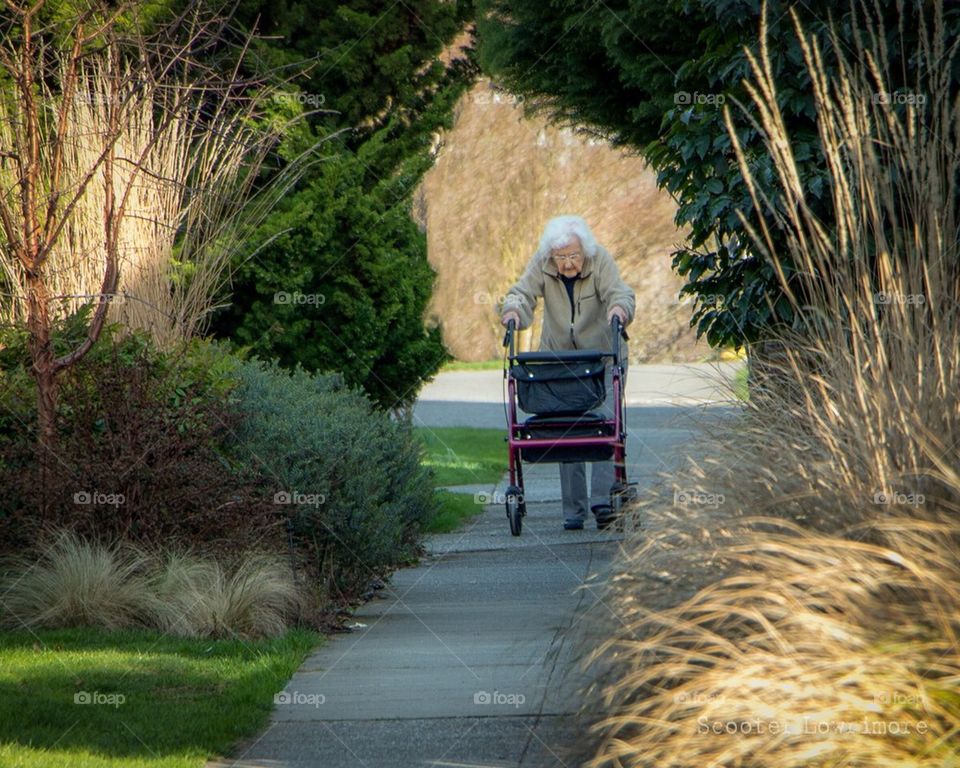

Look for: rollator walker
[501,317,635,535]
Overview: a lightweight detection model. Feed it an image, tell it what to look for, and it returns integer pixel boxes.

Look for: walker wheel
[505,485,523,536]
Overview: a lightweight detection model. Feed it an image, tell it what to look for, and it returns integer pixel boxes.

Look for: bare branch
[40,28,86,251]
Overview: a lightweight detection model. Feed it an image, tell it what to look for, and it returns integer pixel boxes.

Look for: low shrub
[0,323,437,611]
[227,359,437,597]
[0,329,282,555]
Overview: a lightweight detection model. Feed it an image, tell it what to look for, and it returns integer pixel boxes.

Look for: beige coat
[500,245,635,357]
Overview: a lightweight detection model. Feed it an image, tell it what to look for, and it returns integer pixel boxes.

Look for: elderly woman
[500,215,635,530]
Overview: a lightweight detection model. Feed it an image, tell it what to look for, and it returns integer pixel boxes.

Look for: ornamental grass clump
[580,4,960,766]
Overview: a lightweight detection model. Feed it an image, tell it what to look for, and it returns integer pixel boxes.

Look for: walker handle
[611,316,628,363]
[502,319,516,357]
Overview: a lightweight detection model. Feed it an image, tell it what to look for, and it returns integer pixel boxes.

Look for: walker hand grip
[611,315,629,342]
[502,319,516,349]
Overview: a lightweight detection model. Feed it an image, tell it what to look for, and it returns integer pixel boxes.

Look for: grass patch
[416,427,506,534]
[696,346,746,364]
[423,490,485,534]
[0,627,320,768]
[0,534,301,638]
[439,359,503,371]
[415,427,505,487]
[732,364,749,402]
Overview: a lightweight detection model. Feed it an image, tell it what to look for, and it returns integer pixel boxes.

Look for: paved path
[212,363,742,768]
[414,362,741,429]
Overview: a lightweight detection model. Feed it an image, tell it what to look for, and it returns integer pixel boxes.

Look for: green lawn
[732,364,749,402]
[416,427,507,533]
[439,359,503,371]
[424,490,485,533]
[0,627,320,768]
[415,427,506,487]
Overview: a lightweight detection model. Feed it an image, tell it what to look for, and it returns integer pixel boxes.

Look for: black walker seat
[517,413,615,464]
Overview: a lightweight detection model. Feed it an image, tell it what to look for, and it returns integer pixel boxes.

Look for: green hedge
[227,358,437,594]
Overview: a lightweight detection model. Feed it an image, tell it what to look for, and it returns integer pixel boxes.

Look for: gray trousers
[559,365,624,521]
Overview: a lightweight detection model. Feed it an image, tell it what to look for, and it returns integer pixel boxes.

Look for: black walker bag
[510,355,606,416]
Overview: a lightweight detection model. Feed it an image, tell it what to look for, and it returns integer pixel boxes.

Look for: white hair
[536,215,598,262]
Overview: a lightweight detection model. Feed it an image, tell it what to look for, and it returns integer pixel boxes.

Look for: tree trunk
[26,274,58,511]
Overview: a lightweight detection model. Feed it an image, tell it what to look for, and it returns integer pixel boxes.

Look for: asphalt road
[211,363,742,768]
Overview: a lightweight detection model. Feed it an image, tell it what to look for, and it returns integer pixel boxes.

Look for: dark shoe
[563,519,584,530]
[592,504,616,530]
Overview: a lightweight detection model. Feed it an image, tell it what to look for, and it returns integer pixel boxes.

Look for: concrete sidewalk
[416,361,743,408]
[216,500,621,767]
[211,366,738,767]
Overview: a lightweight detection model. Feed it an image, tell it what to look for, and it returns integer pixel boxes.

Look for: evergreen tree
[211,1,477,408]
[478,0,960,346]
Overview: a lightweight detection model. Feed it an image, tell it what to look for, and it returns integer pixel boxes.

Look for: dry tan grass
[152,551,301,640]
[0,531,159,631]
[585,515,960,768]
[0,532,300,639]
[0,56,293,346]
[578,4,960,766]
[418,77,703,362]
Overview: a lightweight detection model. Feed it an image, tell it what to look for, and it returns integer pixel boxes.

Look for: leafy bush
[0,329,282,554]
[228,358,437,596]
[210,151,449,411]
[211,0,474,410]
[0,323,437,609]
[478,1,960,348]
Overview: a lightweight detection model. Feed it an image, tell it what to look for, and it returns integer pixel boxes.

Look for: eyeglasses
[552,252,583,264]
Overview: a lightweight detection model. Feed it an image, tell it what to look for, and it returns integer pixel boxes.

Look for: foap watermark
[274,690,325,708]
[61,291,126,305]
[674,689,721,705]
[473,690,525,708]
[474,490,525,506]
[874,292,925,305]
[872,91,927,106]
[656,292,724,308]
[674,489,725,508]
[69,92,124,106]
[75,691,125,708]
[274,291,326,306]
[274,490,326,507]
[473,290,509,306]
[74,490,125,508]
[272,91,326,108]
[873,491,924,506]
[875,690,925,707]
[674,91,725,106]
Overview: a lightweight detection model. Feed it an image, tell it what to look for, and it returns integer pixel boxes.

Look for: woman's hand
[607,305,628,325]
[501,310,521,327]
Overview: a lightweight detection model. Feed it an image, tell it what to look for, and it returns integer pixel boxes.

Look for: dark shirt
[559,273,579,322]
